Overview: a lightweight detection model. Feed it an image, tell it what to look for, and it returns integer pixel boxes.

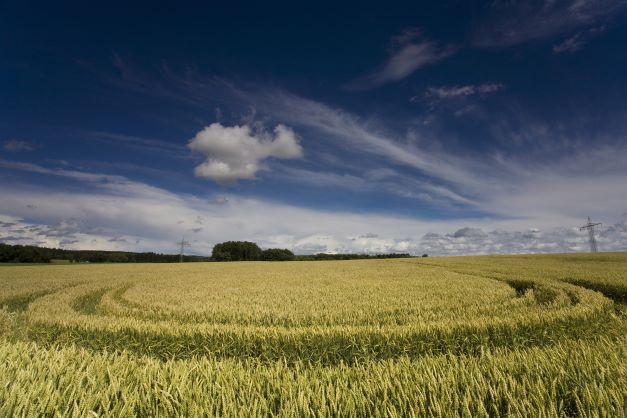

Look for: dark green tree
[211,241,262,261]
[261,248,295,261]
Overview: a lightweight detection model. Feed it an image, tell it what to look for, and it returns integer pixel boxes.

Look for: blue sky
[1,0,627,255]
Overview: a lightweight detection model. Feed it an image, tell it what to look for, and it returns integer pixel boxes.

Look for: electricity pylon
[177,237,191,262]
[579,217,601,253]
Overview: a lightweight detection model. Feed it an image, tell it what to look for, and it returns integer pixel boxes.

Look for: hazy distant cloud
[188,123,303,183]
[553,26,605,53]
[452,227,487,238]
[3,206,624,255]
[420,223,627,256]
[0,159,625,255]
[275,233,415,255]
[345,29,456,91]
[473,0,623,48]
[424,83,503,99]
[209,196,229,205]
[3,140,36,152]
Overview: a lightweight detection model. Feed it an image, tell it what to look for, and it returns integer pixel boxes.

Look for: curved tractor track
[2,260,622,364]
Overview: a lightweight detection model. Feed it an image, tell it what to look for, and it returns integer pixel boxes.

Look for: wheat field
[1,253,625,417]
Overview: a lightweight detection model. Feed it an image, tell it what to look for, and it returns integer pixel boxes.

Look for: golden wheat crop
[1,253,625,417]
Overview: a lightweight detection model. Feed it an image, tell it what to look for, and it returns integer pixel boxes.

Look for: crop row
[16,276,615,363]
[0,335,624,417]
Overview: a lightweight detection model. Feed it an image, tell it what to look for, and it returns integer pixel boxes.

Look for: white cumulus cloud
[188,123,302,183]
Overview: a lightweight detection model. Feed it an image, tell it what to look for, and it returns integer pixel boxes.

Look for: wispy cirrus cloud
[412,83,504,120]
[0,158,173,200]
[84,131,187,156]
[553,26,606,53]
[553,33,586,53]
[344,29,456,91]
[241,85,627,226]
[423,83,504,100]
[287,95,627,222]
[3,139,37,152]
[274,166,479,209]
[472,0,624,48]
[253,89,492,191]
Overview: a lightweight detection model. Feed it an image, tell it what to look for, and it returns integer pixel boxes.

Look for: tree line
[0,243,210,263]
[0,242,414,263]
[212,241,412,261]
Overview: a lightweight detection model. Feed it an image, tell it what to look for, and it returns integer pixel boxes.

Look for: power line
[579,217,602,253]
[176,236,191,262]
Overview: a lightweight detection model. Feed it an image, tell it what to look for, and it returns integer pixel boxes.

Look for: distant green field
[1,253,625,416]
